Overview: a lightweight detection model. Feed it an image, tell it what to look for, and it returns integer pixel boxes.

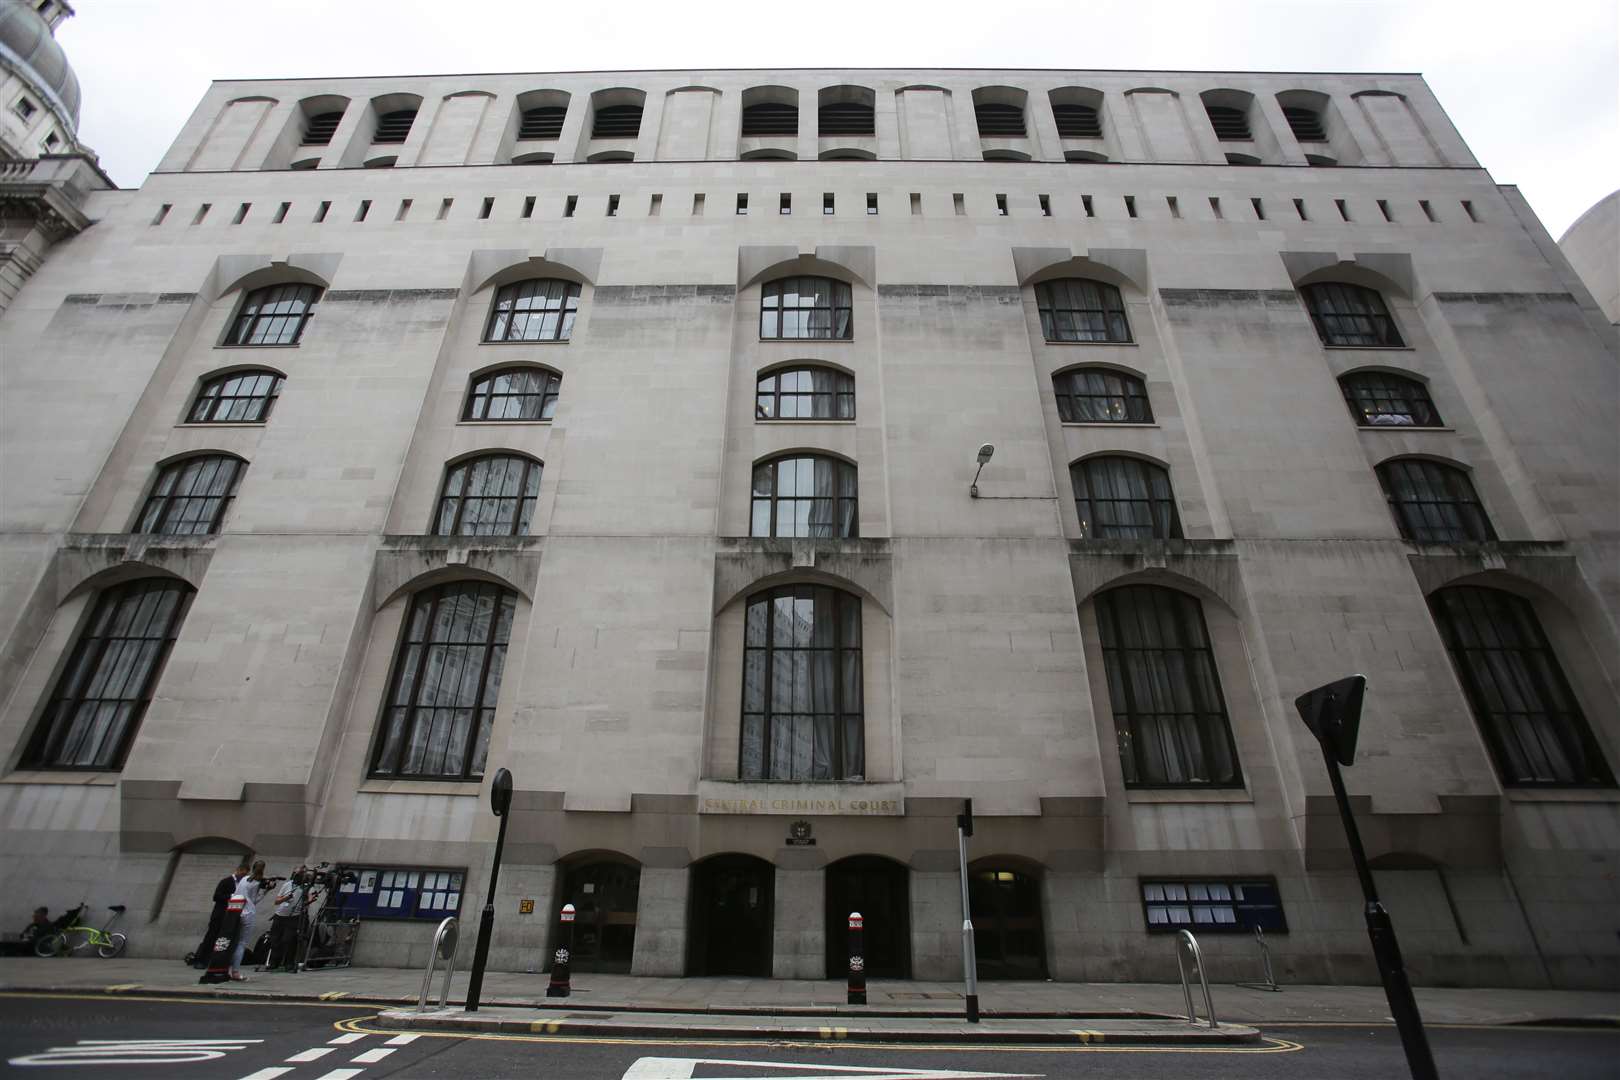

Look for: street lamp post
[955,798,979,1024]
[464,767,513,1013]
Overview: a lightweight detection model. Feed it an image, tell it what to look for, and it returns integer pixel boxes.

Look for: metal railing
[1175,929,1217,1029]
[1236,925,1281,992]
[417,916,459,1012]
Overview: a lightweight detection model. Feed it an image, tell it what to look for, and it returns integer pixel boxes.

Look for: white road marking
[620,1060,1043,1080]
[285,1047,334,1062]
[328,1033,367,1044]
[237,1070,294,1080]
[384,1034,420,1045]
[350,1047,395,1063]
[311,1070,366,1080]
[9,1038,263,1067]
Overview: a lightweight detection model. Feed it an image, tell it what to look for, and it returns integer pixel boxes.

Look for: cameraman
[268,866,311,972]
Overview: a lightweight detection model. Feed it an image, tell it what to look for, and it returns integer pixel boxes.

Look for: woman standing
[229,860,275,981]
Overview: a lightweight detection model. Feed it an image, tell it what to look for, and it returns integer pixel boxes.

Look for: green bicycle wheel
[32,932,64,958]
[98,932,127,959]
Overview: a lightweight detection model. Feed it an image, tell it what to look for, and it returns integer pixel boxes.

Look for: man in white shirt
[268,867,308,972]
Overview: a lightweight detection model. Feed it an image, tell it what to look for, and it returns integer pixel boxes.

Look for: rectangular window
[313,200,330,223]
[866,192,878,215]
[231,203,250,225]
[1250,197,1265,221]
[13,96,36,120]
[272,202,290,224]
[823,192,834,215]
[649,193,662,216]
[1420,199,1437,222]
[151,203,172,226]
[355,199,371,222]
[521,196,535,219]
[909,192,921,215]
[1123,195,1137,219]
[1039,194,1052,217]
[396,199,411,222]
[1208,196,1222,220]
[607,194,620,217]
[1378,199,1394,222]
[953,193,965,216]
[1081,194,1094,218]
[1293,197,1309,221]
[479,197,494,219]
[736,193,748,215]
[1165,196,1179,219]
[333,866,467,921]
[1141,879,1287,933]
[1335,198,1350,222]
[692,193,705,215]
[192,203,212,225]
[995,194,1008,216]
[780,193,791,215]
[438,197,453,220]
[1461,199,1478,222]
[563,195,576,218]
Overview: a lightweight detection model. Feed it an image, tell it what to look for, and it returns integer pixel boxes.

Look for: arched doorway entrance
[825,856,910,979]
[687,854,774,976]
[969,863,1047,979]
[553,854,641,973]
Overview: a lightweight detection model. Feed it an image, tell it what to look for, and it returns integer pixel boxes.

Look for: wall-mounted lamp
[969,443,995,498]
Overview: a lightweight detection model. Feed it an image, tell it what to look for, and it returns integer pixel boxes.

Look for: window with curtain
[1300,282,1404,347]
[22,579,194,770]
[483,279,581,342]
[1071,456,1181,540]
[434,454,543,536]
[1054,367,1153,423]
[1094,584,1241,787]
[136,454,246,536]
[187,369,283,423]
[370,582,517,780]
[463,367,561,421]
[224,283,320,346]
[1376,459,1495,543]
[1429,586,1612,787]
[755,366,855,420]
[750,455,858,538]
[1035,278,1132,343]
[1339,371,1441,427]
[740,585,863,781]
[760,277,853,340]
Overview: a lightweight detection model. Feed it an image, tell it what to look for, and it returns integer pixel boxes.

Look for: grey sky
[59,0,1617,236]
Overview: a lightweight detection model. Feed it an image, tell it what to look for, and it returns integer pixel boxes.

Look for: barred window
[484,279,580,343]
[592,104,643,138]
[373,109,417,144]
[463,366,560,421]
[434,454,542,537]
[21,579,194,770]
[1283,106,1328,142]
[761,277,853,340]
[224,283,320,346]
[1340,371,1441,427]
[1035,279,1132,343]
[1430,586,1612,787]
[1301,282,1404,347]
[1376,458,1495,543]
[1052,103,1102,139]
[1054,367,1152,423]
[756,366,854,420]
[1142,880,1286,933]
[818,101,874,136]
[370,582,517,781]
[301,111,343,146]
[518,106,566,140]
[975,102,1026,137]
[1206,105,1251,140]
[188,370,283,423]
[751,455,858,538]
[1071,456,1181,540]
[1095,585,1241,787]
[136,454,246,536]
[741,585,863,781]
[741,101,798,137]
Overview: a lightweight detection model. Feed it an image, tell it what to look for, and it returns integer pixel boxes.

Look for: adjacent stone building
[0,61,1615,989]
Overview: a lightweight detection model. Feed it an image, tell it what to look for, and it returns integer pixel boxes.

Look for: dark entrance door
[555,859,640,973]
[969,867,1047,979]
[688,855,774,976]
[825,856,910,979]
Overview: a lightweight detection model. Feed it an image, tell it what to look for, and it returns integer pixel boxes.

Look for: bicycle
[34,904,127,959]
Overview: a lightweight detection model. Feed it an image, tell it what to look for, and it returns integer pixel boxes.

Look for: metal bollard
[545,903,575,998]
[847,911,866,1005]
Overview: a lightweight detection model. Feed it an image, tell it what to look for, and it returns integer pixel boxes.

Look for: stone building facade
[0,65,1616,989]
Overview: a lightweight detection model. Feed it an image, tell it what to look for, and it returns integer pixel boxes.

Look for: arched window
[1205,104,1251,140]
[974,102,1026,138]
[818,100,874,136]
[1340,371,1440,427]
[483,279,580,343]
[187,369,283,423]
[760,277,852,340]
[224,283,320,346]
[1054,368,1152,423]
[756,366,854,420]
[1301,282,1404,347]
[370,581,517,780]
[1283,106,1328,143]
[741,101,798,137]
[136,454,246,536]
[22,578,194,770]
[463,366,560,421]
[1035,279,1131,343]
[518,106,566,140]
[373,108,417,144]
[434,454,542,536]
[592,104,643,138]
[1094,584,1240,787]
[1071,457,1181,540]
[751,455,857,538]
[1052,103,1102,139]
[1430,586,1612,787]
[1376,459,1494,543]
[301,111,343,146]
[741,584,863,781]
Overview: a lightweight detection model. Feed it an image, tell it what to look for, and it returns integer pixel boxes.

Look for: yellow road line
[104,983,143,992]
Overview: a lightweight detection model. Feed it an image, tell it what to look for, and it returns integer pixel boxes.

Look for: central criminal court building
[1,50,1616,988]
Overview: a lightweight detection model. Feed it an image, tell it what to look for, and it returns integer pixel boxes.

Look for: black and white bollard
[847,911,866,1005]
[197,894,244,985]
[546,903,575,998]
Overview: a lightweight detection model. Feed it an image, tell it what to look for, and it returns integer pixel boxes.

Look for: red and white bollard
[847,911,866,1005]
[546,903,575,998]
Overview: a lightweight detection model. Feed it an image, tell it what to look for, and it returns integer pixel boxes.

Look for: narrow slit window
[996,194,1008,216]
[1082,194,1094,218]
[649,193,662,216]
[1420,199,1437,222]
[823,192,834,215]
[1251,197,1265,221]
[479,197,494,220]
[909,192,921,215]
[563,195,576,218]
[1209,197,1223,220]
[313,201,330,223]
[953,193,965,216]
[1124,195,1137,219]
[1040,194,1052,217]
[231,203,250,225]
[355,199,372,222]
[780,193,791,215]
[521,196,535,219]
[152,203,172,226]
[437,198,453,221]
[692,193,706,215]
[736,193,748,215]
[396,199,412,221]
[272,202,290,224]
[192,203,212,225]
[1378,199,1394,222]
[866,192,878,215]
[1166,196,1180,219]
[1293,198,1308,221]
[1335,198,1350,222]
[607,194,620,217]
[1461,200,1478,222]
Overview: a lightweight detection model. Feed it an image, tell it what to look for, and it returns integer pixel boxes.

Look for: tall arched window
[1301,282,1404,347]
[1054,367,1152,423]
[22,578,194,770]
[370,581,517,780]
[1376,459,1495,543]
[484,279,581,343]
[1430,586,1612,787]
[463,367,561,421]
[1035,279,1131,343]
[1094,584,1240,787]
[741,585,863,781]
[1340,371,1440,427]
[224,283,320,346]
[434,454,542,536]
[756,366,854,420]
[760,277,853,340]
[136,454,246,536]
[187,369,283,423]
[1071,457,1181,540]
[751,455,857,538]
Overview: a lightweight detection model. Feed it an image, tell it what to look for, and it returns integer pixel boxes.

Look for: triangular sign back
[1294,674,1367,767]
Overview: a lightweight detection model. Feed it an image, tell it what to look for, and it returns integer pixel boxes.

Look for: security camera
[976,443,995,465]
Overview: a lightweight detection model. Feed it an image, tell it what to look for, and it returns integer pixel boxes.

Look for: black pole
[465,767,514,1013]
[847,911,866,1005]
